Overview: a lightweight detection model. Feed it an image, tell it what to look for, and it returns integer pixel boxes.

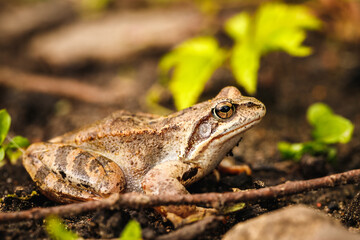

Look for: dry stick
[1,169,360,223]
[0,67,123,104]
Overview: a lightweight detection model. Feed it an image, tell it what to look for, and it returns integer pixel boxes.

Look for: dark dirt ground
[1,1,360,239]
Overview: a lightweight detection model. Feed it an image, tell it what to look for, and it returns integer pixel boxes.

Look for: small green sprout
[119,220,142,240]
[157,3,321,110]
[278,103,354,161]
[45,215,78,240]
[0,190,39,203]
[0,109,30,164]
[45,217,142,240]
[220,202,246,214]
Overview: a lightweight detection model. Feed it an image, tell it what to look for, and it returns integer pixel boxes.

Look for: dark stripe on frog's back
[54,145,92,182]
[91,155,114,173]
[72,151,92,181]
[34,165,51,182]
[54,145,73,172]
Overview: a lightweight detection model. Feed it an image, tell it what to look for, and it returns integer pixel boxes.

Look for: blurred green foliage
[0,109,30,164]
[159,37,226,110]
[119,220,142,240]
[307,103,353,144]
[158,2,321,110]
[225,3,321,95]
[45,216,78,240]
[278,103,354,162]
[80,0,113,13]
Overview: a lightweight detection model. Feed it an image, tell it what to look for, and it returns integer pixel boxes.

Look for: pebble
[222,204,360,240]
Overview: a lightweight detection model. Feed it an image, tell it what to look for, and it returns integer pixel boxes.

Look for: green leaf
[224,12,251,42]
[307,103,333,125]
[230,43,260,95]
[0,147,4,161]
[7,136,30,150]
[225,3,321,94]
[4,136,30,164]
[159,37,226,110]
[263,29,312,56]
[278,141,305,161]
[0,109,11,145]
[6,149,24,164]
[255,3,321,55]
[307,103,354,144]
[312,115,354,144]
[278,141,337,161]
[45,215,78,240]
[120,220,142,240]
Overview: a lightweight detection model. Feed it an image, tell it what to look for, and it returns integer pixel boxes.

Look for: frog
[23,86,266,226]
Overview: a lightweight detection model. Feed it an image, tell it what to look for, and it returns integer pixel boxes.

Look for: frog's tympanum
[23,86,265,226]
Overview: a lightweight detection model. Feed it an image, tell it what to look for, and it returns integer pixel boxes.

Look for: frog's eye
[212,101,235,120]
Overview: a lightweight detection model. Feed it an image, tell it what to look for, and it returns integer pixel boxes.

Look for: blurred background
[0,0,359,166]
[0,0,360,238]
[0,0,359,165]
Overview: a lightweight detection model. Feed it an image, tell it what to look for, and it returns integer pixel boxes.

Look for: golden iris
[212,101,235,119]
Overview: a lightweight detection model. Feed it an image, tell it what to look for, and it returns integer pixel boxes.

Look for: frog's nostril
[246,102,256,108]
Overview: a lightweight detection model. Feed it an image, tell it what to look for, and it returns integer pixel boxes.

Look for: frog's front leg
[142,161,216,227]
[23,142,126,203]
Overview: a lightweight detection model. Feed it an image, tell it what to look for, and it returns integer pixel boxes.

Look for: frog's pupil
[220,105,230,112]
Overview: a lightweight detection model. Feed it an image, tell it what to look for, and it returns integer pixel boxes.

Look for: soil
[1,1,360,240]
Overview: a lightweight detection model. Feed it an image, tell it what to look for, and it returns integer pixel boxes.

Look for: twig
[155,216,225,240]
[1,169,360,223]
[0,67,130,105]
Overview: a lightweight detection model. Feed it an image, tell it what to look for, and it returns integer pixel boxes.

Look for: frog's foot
[157,205,217,228]
[23,143,126,203]
[142,160,218,227]
[217,157,252,175]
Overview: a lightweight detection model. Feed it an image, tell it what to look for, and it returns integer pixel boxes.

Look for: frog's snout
[259,103,266,117]
[241,98,266,118]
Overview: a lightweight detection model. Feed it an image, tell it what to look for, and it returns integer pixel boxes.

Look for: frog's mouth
[216,117,263,140]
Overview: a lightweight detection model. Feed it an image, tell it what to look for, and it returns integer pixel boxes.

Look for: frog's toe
[157,205,217,228]
[23,143,126,203]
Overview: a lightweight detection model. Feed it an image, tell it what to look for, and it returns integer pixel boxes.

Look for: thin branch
[1,169,360,223]
[0,67,129,105]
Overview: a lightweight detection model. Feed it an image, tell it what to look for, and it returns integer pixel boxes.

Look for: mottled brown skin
[23,86,266,225]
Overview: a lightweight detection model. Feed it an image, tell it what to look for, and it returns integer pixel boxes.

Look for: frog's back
[50,110,161,144]
[49,110,168,192]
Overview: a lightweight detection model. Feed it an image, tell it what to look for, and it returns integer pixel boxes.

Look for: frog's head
[182,86,266,174]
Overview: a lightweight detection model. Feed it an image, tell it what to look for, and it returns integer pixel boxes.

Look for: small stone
[327,201,339,212]
[222,205,360,240]
[342,192,360,227]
